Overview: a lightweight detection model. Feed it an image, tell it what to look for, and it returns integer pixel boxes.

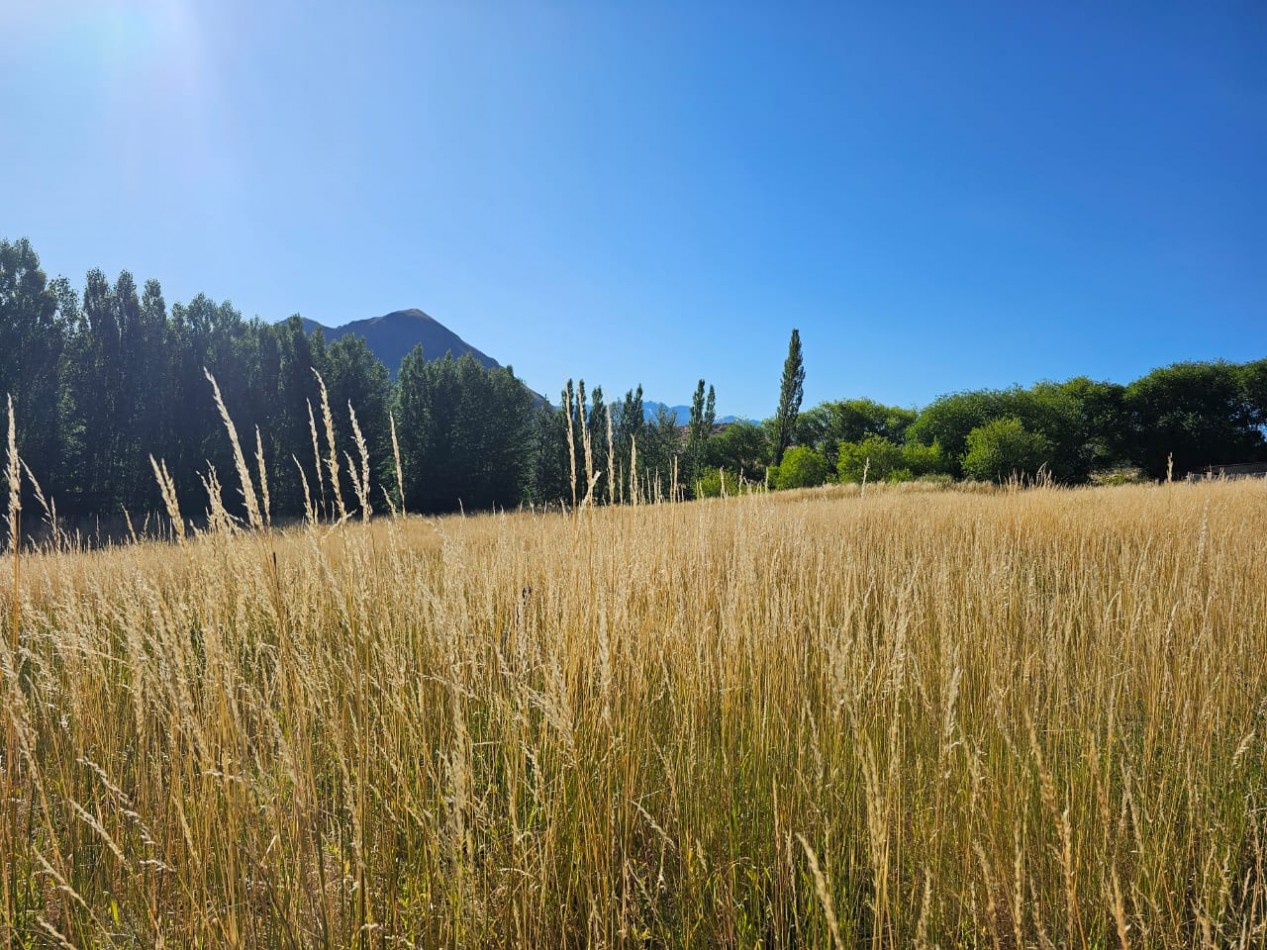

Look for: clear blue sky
[2,1,1263,418]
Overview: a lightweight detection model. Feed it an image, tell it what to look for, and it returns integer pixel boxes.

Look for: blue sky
[2,1,1263,418]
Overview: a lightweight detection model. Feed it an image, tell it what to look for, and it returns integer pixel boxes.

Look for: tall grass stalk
[580,397,595,506]
[348,402,372,522]
[293,454,316,524]
[204,369,262,531]
[2,396,20,944]
[150,455,186,543]
[389,410,405,515]
[605,402,615,508]
[629,434,638,506]
[255,426,272,528]
[312,369,347,523]
[564,384,578,511]
[6,395,19,650]
[307,398,327,515]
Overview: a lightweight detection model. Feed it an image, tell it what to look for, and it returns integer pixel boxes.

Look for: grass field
[2,479,1266,947]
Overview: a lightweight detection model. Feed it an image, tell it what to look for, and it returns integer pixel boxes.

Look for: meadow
[2,478,1266,947]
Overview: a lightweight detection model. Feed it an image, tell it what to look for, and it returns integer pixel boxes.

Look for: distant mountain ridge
[642,401,741,426]
[301,309,500,376]
[300,310,738,418]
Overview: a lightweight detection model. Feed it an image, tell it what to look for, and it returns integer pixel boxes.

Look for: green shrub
[705,421,771,483]
[836,436,904,483]
[836,437,948,483]
[901,440,949,477]
[961,417,1052,484]
[774,446,830,489]
[695,468,754,498]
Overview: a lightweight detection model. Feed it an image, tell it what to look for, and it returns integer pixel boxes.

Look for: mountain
[643,401,741,425]
[301,309,500,376]
[299,312,737,419]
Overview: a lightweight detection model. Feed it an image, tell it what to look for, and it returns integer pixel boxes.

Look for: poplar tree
[686,379,715,489]
[773,328,805,466]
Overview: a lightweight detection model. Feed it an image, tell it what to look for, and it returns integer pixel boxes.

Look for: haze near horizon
[1,1,1262,418]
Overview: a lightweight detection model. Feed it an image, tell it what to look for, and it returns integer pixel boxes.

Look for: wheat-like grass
[580,394,595,507]
[198,464,233,534]
[150,456,183,544]
[312,369,347,522]
[5,395,19,650]
[605,402,615,507]
[2,395,20,941]
[389,410,405,515]
[204,369,262,531]
[306,398,327,515]
[348,402,372,522]
[255,426,272,528]
[629,433,638,506]
[292,453,316,524]
[1,479,1266,946]
[565,383,578,511]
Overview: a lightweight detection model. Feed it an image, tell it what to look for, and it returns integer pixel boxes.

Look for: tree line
[762,355,1267,490]
[2,237,1265,537]
[0,238,724,534]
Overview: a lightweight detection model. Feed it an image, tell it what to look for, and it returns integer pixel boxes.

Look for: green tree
[264,316,328,514]
[961,417,1052,483]
[705,420,770,484]
[393,352,533,513]
[163,293,254,519]
[1241,359,1267,437]
[394,345,431,510]
[909,384,1089,482]
[836,436,905,483]
[66,269,169,514]
[695,468,750,498]
[1123,361,1265,478]
[912,392,1002,466]
[1056,376,1129,475]
[586,384,610,502]
[637,405,683,502]
[119,277,171,510]
[0,238,69,499]
[798,398,917,465]
[685,379,716,491]
[323,334,392,511]
[1,237,434,527]
[900,440,948,478]
[772,328,805,466]
[528,403,571,508]
[611,385,646,502]
[773,445,829,490]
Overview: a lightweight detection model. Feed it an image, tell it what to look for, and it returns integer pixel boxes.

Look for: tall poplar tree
[685,379,715,489]
[772,328,805,466]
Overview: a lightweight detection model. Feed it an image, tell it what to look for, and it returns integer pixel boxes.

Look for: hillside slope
[302,309,500,376]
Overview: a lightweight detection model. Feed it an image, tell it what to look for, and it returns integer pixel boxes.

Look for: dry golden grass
[2,480,1266,947]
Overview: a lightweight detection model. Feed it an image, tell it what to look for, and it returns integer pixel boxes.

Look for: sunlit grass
[2,480,1266,946]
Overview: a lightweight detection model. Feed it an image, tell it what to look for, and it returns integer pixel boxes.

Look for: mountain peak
[376,308,434,322]
[302,309,500,376]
